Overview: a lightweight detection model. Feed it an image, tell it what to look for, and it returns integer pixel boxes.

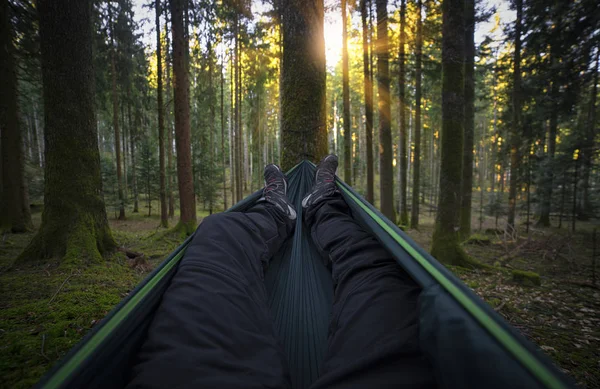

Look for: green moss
[464,233,491,245]
[62,216,103,265]
[171,219,198,238]
[511,269,541,286]
[431,231,487,269]
[466,280,480,289]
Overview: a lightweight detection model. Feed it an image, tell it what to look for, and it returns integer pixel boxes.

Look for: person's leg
[304,156,436,389]
[128,166,295,389]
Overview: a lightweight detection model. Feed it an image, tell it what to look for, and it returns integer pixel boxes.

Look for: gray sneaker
[260,164,297,220]
[301,155,339,209]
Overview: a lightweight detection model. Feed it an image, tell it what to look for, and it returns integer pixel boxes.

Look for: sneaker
[301,155,339,209]
[260,164,297,220]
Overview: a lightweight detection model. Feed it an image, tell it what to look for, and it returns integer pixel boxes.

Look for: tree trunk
[156,0,168,228]
[221,53,227,211]
[0,0,33,233]
[342,0,352,184]
[109,4,125,221]
[572,158,577,232]
[369,0,377,178]
[229,51,235,204]
[537,79,559,227]
[580,49,598,219]
[410,0,422,229]
[208,40,215,215]
[20,0,116,263]
[280,0,327,170]
[235,23,243,201]
[170,0,197,234]
[398,0,408,225]
[29,103,40,167]
[459,0,475,237]
[375,0,395,220]
[165,20,174,218]
[131,108,139,213]
[507,0,522,231]
[360,0,374,203]
[431,0,470,266]
[122,104,128,200]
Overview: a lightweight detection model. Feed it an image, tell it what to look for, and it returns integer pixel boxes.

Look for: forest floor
[1,203,599,388]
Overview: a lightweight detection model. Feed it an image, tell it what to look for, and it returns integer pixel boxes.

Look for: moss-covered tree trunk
[108,4,125,221]
[280,0,327,170]
[375,0,395,220]
[410,0,422,229]
[360,0,374,204]
[459,0,475,237]
[398,0,408,225]
[170,0,197,234]
[431,0,470,266]
[507,0,522,230]
[0,0,33,233]
[342,0,352,184]
[20,0,116,264]
[156,0,168,228]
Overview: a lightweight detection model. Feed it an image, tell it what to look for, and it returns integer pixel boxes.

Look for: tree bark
[170,0,196,233]
[234,22,242,201]
[221,52,227,210]
[342,0,352,184]
[109,4,125,221]
[208,40,215,215]
[580,49,598,219]
[398,0,408,225]
[375,0,395,220]
[280,0,327,170]
[156,0,168,228]
[0,0,33,233]
[507,0,522,231]
[410,0,422,229]
[165,20,174,218]
[20,0,116,263]
[537,79,559,227]
[431,0,470,266]
[460,0,475,236]
[131,107,139,213]
[360,0,374,203]
[229,51,235,203]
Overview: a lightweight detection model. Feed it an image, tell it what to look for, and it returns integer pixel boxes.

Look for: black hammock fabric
[36,161,573,389]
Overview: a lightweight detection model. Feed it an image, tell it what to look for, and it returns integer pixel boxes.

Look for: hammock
[36,161,573,389]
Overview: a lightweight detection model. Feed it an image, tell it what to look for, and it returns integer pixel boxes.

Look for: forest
[1,0,599,387]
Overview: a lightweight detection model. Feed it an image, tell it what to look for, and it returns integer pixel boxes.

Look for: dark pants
[127,196,436,389]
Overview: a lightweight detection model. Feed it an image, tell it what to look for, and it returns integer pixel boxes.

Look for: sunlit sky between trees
[132,0,515,68]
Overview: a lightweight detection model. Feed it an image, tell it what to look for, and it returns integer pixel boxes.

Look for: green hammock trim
[337,183,565,389]
[42,249,188,389]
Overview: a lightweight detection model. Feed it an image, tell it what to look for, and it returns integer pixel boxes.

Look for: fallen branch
[118,247,144,259]
[40,334,49,360]
[48,270,76,304]
[498,240,530,266]
[494,301,507,312]
[565,280,600,290]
